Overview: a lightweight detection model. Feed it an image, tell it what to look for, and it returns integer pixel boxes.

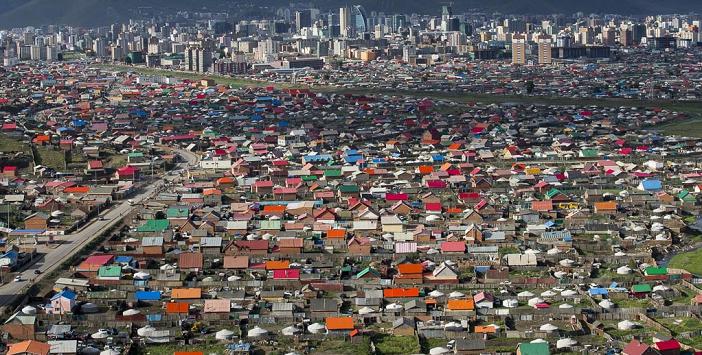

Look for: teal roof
[98,265,121,278]
[137,219,170,233]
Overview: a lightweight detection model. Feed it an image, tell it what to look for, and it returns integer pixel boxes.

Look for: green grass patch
[0,135,27,153]
[94,64,286,89]
[374,334,420,355]
[669,248,702,275]
[315,337,372,355]
[34,145,66,170]
[137,343,226,355]
[657,317,702,335]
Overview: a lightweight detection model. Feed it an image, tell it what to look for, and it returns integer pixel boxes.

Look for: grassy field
[95,64,285,88]
[669,248,702,275]
[34,145,66,170]
[315,337,372,355]
[138,343,226,355]
[373,335,421,355]
[0,135,28,153]
[657,116,702,138]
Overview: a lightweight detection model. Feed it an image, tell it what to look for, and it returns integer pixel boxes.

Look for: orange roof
[447,207,463,214]
[424,297,437,305]
[447,299,475,311]
[63,186,90,193]
[383,287,420,298]
[397,263,423,274]
[265,260,290,270]
[474,325,497,333]
[217,177,234,184]
[8,340,50,355]
[34,135,50,142]
[594,200,617,210]
[166,302,190,313]
[327,229,346,239]
[531,200,553,212]
[325,316,355,330]
[203,188,222,195]
[418,165,434,174]
[263,205,286,213]
[171,288,202,299]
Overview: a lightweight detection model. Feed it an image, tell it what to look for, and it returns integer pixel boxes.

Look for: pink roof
[386,193,408,201]
[254,180,273,188]
[84,254,113,266]
[273,269,300,279]
[426,180,447,188]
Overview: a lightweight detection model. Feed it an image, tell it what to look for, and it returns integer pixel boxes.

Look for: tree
[526,80,535,94]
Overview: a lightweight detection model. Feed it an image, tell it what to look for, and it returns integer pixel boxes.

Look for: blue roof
[227,343,251,351]
[641,179,662,191]
[588,287,609,296]
[345,155,363,163]
[432,154,445,162]
[52,289,77,300]
[135,291,161,301]
[114,256,133,263]
[11,229,46,234]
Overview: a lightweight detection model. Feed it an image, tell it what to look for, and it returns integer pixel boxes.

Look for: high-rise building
[340,6,351,37]
[620,28,633,46]
[512,34,527,65]
[351,5,368,34]
[295,10,313,32]
[537,35,552,65]
[185,46,212,73]
[602,27,616,46]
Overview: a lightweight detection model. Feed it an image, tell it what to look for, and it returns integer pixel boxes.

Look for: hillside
[1,0,700,28]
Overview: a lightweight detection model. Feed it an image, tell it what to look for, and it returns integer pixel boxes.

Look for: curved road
[0,148,198,311]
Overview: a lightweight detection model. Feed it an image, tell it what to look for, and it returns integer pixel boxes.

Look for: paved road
[0,148,199,310]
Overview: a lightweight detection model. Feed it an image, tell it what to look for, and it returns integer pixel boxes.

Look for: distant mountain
[1,0,700,28]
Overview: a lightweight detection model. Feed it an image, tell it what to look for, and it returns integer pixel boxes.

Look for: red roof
[655,340,681,351]
[441,241,466,253]
[273,269,300,279]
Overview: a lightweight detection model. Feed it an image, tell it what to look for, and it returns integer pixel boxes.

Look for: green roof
[518,342,550,355]
[324,169,342,177]
[545,188,562,199]
[136,219,170,233]
[260,220,281,230]
[301,175,318,181]
[645,266,668,276]
[632,284,652,293]
[166,207,190,218]
[338,185,360,193]
[127,152,144,158]
[356,267,380,279]
[678,190,694,201]
[580,148,599,158]
[98,265,121,278]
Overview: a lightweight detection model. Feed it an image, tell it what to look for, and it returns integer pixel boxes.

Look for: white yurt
[21,305,37,315]
[599,299,615,309]
[247,326,268,337]
[539,323,558,332]
[358,306,376,315]
[556,338,577,349]
[429,290,445,298]
[133,272,150,280]
[617,266,632,275]
[553,271,568,279]
[385,303,403,311]
[227,275,242,281]
[517,291,534,297]
[123,309,141,316]
[530,339,547,344]
[560,289,577,297]
[502,299,519,308]
[448,291,465,298]
[429,347,451,355]
[527,297,545,307]
[91,331,108,339]
[559,303,574,309]
[80,346,100,355]
[281,326,301,336]
[137,325,155,337]
[443,321,463,331]
[559,259,574,267]
[216,329,235,340]
[99,350,120,355]
[540,290,556,297]
[617,320,639,330]
[307,323,326,334]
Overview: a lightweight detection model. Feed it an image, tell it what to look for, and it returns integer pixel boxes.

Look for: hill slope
[1,0,700,28]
